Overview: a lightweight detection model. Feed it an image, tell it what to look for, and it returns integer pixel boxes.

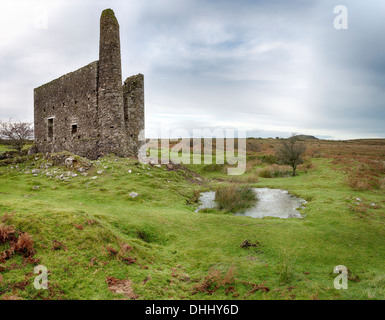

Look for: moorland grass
[0,139,384,300]
[215,185,257,213]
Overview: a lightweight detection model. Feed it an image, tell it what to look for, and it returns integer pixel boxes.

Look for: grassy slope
[0,144,384,300]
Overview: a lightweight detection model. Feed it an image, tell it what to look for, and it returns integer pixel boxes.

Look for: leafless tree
[276,133,306,176]
[0,120,34,153]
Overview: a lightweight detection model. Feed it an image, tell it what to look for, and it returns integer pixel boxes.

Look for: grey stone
[65,157,75,167]
[33,9,144,160]
[129,192,139,198]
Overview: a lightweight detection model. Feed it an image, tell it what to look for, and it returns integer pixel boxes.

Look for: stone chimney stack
[97,8,128,156]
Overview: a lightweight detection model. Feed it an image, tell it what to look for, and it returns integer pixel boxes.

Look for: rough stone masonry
[34,9,144,159]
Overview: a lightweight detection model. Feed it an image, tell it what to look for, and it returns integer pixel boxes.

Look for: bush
[215,185,257,213]
[257,164,291,178]
[257,168,272,178]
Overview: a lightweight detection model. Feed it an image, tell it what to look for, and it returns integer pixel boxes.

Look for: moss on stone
[101,8,116,20]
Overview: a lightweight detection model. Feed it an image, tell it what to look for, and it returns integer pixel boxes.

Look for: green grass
[215,185,257,213]
[0,142,32,153]
[0,147,385,300]
[0,145,11,152]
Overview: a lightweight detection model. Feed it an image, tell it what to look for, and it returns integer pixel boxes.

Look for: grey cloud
[0,0,384,139]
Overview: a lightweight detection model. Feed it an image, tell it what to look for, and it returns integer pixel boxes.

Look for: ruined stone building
[34,9,144,159]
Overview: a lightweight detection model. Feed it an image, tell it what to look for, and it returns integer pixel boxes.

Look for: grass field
[0,139,384,300]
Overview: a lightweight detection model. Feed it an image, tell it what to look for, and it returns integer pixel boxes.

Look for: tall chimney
[97,9,127,156]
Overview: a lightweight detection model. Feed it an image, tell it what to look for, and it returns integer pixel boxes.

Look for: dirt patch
[1,293,23,300]
[106,276,138,299]
[240,239,259,248]
[165,161,205,185]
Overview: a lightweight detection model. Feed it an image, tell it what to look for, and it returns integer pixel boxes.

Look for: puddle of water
[196,188,307,219]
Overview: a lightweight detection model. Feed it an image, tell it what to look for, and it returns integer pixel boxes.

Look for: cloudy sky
[0,0,384,139]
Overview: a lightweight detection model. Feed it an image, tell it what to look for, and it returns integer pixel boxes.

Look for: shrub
[257,164,291,178]
[257,168,272,178]
[278,249,296,284]
[215,185,257,213]
[186,189,201,205]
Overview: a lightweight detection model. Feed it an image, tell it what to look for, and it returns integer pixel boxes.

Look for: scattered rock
[31,169,40,174]
[32,186,40,190]
[65,157,75,167]
[129,192,139,198]
[91,176,98,180]
[166,163,175,170]
[149,158,158,165]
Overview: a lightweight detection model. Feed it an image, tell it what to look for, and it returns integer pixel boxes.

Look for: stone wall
[34,61,100,159]
[123,73,145,154]
[33,9,145,160]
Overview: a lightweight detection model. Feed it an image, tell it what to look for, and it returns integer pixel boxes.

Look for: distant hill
[296,135,319,140]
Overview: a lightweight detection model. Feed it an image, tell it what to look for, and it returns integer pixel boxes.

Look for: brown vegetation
[0,224,36,263]
[192,267,235,295]
[106,276,138,299]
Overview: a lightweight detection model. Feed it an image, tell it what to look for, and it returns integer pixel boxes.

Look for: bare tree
[0,120,34,153]
[276,133,306,176]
